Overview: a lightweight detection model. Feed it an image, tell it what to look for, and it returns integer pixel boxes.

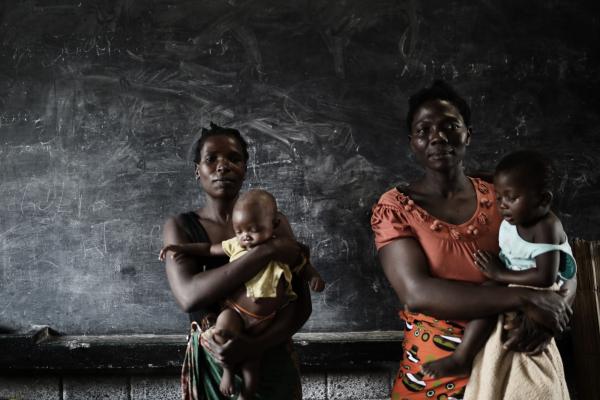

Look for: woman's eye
[414,128,426,137]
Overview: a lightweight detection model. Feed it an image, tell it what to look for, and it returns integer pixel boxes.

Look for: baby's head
[494,150,555,226]
[232,189,279,248]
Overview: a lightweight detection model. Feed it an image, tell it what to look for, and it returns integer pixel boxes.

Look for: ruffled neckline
[393,177,495,241]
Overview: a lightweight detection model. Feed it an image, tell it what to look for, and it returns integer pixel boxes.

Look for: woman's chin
[428,159,461,171]
[208,187,241,199]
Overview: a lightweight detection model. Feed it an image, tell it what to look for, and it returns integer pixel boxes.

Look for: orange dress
[371,178,502,400]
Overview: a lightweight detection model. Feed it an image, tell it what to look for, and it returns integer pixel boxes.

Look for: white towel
[464,284,570,400]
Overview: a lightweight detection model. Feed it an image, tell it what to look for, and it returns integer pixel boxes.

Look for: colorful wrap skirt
[391,310,468,400]
[182,321,302,400]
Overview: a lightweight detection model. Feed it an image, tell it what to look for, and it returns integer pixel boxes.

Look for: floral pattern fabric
[371,178,503,399]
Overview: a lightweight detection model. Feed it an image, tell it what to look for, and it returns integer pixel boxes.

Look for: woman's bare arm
[159,242,225,261]
[163,215,301,313]
[504,274,577,353]
[246,213,311,345]
[379,238,571,332]
[202,213,312,365]
[206,269,311,366]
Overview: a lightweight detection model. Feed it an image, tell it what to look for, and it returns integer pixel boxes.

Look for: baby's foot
[220,369,237,397]
[422,355,471,379]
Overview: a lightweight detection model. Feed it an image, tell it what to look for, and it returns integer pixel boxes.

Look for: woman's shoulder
[164,211,197,230]
[371,186,423,235]
[375,187,411,208]
[165,210,210,243]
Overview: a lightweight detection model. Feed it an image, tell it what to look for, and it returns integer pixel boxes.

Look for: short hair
[235,189,278,218]
[406,80,471,131]
[495,150,556,193]
[191,122,249,164]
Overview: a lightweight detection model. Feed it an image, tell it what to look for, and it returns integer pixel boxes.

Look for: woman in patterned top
[370,81,576,400]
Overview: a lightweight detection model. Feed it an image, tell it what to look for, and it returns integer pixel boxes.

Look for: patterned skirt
[391,310,468,400]
[181,321,302,400]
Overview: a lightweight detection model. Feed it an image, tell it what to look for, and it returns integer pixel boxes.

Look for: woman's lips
[213,178,236,186]
[428,150,453,159]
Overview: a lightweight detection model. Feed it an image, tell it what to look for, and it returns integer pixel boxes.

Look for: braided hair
[191,122,249,164]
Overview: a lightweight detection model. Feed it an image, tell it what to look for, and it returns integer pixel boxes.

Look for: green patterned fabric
[182,322,302,400]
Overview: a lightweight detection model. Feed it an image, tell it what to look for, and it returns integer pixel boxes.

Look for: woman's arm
[504,274,577,354]
[256,212,312,339]
[163,215,301,312]
[159,242,225,261]
[201,213,312,365]
[379,238,571,332]
[204,272,311,366]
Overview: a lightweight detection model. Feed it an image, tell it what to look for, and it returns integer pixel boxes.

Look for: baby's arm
[474,249,559,287]
[298,261,325,292]
[159,242,225,261]
[294,243,325,292]
[474,219,562,287]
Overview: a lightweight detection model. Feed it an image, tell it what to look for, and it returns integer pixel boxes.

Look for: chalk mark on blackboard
[20,182,32,215]
[318,277,340,311]
[91,200,108,212]
[246,119,291,147]
[149,224,161,252]
[37,259,60,270]
[103,221,108,254]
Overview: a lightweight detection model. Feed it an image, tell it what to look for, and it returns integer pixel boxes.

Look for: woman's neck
[199,196,238,225]
[419,167,470,198]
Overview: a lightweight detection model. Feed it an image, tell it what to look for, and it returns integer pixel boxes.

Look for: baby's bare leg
[214,308,244,397]
[422,317,495,378]
[422,280,500,379]
[238,358,260,400]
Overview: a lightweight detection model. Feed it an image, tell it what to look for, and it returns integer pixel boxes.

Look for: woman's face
[195,135,247,199]
[409,99,471,172]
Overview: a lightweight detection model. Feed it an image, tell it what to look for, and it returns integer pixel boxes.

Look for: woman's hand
[521,289,572,335]
[201,327,262,367]
[159,244,185,261]
[262,236,303,266]
[502,312,553,355]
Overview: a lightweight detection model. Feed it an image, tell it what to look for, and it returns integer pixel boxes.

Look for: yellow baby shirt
[221,237,304,299]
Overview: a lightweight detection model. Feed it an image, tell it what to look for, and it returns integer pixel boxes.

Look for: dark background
[0,0,598,334]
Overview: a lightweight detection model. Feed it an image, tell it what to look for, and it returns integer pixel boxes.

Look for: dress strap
[179,211,209,243]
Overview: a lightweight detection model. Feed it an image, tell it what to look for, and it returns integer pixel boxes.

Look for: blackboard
[1,0,598,335]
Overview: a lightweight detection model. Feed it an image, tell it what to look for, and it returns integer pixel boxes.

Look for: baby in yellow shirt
[160,189,324,399]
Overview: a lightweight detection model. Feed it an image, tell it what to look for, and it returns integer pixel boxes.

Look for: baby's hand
[159,244,184,261]
[310,275,325,292]
[473,250,505,280]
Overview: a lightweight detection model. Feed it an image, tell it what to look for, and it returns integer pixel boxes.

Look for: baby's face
[494,171,544,226]
[232,207,275,249]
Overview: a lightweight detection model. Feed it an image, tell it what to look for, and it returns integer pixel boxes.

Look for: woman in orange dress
[371,80,576,400]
